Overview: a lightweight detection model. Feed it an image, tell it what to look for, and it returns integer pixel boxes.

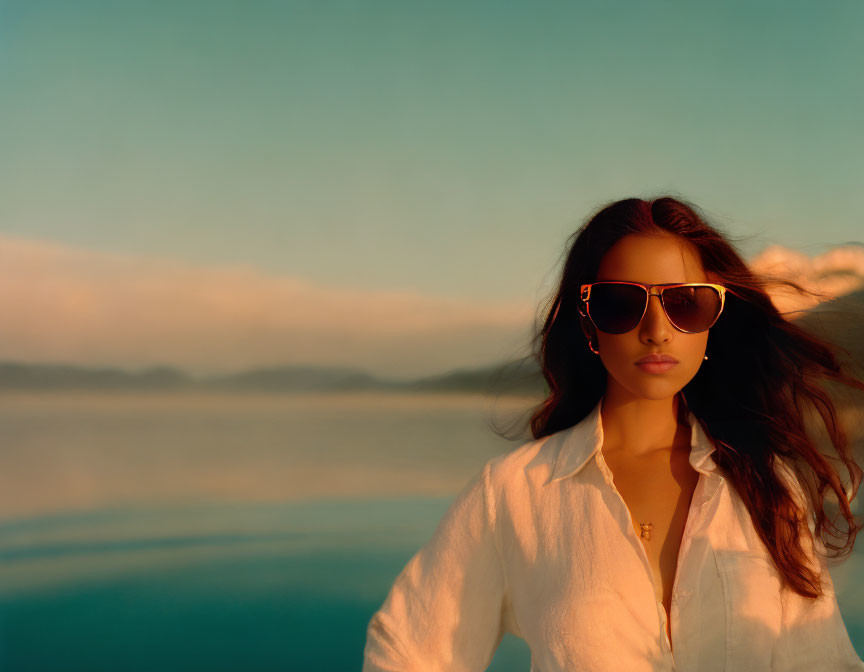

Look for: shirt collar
[544,396,718,485]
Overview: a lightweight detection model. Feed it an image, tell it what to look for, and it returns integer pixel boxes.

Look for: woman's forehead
[596,234,708,283]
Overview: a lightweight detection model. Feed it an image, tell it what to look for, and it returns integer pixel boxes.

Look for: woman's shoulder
[484,426,575,493]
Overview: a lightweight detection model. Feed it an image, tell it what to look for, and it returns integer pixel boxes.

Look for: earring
[588,337,600,355]
[704,355,708,360]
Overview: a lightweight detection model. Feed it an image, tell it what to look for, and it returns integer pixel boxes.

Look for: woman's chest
[601,449,700,609]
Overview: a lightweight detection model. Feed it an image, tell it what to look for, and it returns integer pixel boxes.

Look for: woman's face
[579,233,715,401]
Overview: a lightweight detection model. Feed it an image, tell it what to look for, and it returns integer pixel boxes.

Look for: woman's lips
[636,361,678,374]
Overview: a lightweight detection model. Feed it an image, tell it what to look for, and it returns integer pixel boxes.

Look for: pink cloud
[0,234,535,378]
[749,243,864,315]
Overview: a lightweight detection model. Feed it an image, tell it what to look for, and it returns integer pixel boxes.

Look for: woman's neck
[599,389,688,458]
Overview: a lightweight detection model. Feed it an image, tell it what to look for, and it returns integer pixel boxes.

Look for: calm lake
[0,391,861,671]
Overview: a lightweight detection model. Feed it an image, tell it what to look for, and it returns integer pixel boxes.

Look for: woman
[362,196,864,671]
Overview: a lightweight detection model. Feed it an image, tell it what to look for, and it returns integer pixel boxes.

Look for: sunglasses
[577,281,727,334]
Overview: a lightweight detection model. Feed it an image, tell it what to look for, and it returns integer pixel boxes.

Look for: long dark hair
[510,195,864,600]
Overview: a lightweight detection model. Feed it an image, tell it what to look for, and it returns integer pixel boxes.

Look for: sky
[0,0,862,378]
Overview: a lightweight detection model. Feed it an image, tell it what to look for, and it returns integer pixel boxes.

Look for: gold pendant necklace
[640,522,654,541]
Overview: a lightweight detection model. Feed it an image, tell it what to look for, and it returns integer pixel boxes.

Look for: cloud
[0,234,536,378]
[749,243,864,315]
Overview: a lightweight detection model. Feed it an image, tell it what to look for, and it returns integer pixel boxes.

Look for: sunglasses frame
[577,281,727,334]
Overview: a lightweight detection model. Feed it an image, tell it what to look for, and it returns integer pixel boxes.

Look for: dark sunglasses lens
[663,286,721,332]
[589,284,646,333]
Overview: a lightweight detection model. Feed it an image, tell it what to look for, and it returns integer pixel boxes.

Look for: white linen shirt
[362,396,864,671]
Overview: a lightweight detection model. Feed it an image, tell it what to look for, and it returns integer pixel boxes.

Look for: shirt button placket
[670,589,693,668]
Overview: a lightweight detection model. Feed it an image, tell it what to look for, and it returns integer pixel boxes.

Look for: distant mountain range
[2,286,861,397]
[0,358,545,396]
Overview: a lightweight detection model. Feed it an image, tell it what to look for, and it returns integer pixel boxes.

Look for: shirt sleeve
[362,460,509,672]
[771,457,864,670]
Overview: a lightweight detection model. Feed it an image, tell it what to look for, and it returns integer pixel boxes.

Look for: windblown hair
[515,195,864,600]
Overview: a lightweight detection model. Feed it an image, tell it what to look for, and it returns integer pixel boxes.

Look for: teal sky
[1,0,862,308]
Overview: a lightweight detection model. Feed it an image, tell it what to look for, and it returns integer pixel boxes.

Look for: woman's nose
[641,294,673,335]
